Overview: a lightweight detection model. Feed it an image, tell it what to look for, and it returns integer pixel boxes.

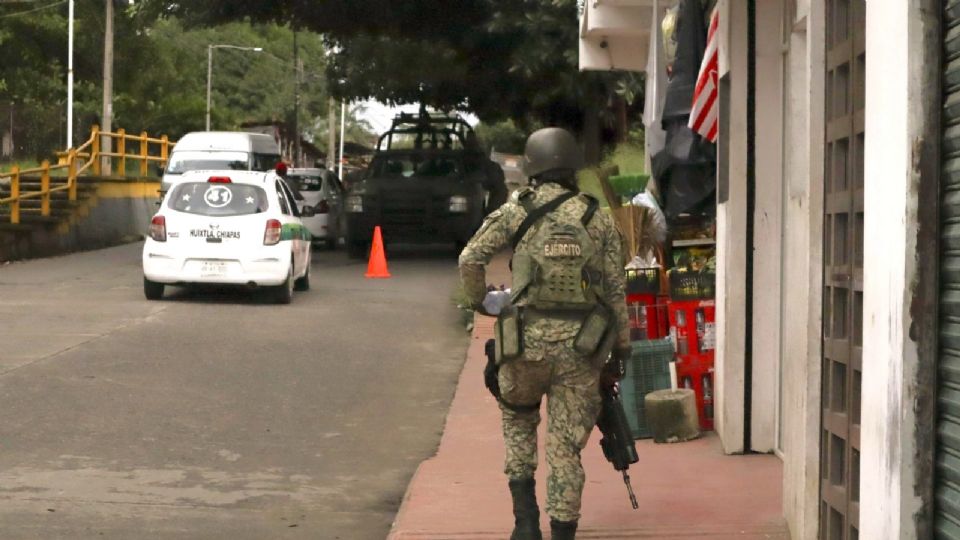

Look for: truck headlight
[345,195,364,213]
[449,196,469,213]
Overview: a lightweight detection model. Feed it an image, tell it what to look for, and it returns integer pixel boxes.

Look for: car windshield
[165,151,250,175]
[287,174,323,192]
[168,182,269,216]
[370,155,461,178]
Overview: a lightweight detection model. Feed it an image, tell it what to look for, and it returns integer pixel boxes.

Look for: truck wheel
[143,277,164,300]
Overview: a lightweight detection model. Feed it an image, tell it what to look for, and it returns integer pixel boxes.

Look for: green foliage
[474,120,528,155]
[0,2,340,160]
[0,0,646,163]
[310,102,377,149]
[142,0,645,147]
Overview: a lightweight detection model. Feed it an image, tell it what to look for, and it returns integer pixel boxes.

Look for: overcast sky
[356,100,479,135]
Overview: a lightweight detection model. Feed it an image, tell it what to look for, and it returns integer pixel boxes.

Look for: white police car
[142,169,314,303]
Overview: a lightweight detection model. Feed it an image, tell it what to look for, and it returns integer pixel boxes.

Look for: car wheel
[143,277,164,300]
[273,264,294,304]
[294,261,311,292]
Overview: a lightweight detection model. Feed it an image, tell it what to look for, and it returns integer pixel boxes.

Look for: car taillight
[264,219,282,245]
[208,176,232,183]
[315,200,330,214]
[149,215,166,242]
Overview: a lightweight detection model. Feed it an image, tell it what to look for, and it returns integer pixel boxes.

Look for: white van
[162,132,281,192]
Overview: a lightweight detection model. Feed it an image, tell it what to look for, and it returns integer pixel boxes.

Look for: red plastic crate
[626,293,669,341]
[675,352,715,431]
[667,299,716,356]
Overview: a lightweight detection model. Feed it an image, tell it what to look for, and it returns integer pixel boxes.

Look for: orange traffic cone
[365,226,391,278]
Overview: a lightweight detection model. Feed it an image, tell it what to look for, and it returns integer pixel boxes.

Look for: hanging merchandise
[645,8,669,164]
[661,7,679,75]
[651,0,717,221]
[631,192,668,247]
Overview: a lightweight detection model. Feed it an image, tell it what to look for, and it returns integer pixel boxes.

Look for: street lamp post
[66,0,74,148]
[206,44,263,131]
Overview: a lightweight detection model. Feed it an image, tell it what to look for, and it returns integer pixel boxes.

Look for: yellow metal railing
[0,125,174,225]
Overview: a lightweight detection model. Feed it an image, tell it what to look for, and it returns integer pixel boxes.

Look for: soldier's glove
[600,346,631,389]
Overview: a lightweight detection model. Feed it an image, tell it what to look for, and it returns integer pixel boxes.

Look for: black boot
[549,519,578,540]
[508,478,542,540]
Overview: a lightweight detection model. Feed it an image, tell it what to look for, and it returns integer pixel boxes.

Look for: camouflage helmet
[522,127,582,179]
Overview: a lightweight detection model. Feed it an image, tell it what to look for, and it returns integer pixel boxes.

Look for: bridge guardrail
[0,125,175,225]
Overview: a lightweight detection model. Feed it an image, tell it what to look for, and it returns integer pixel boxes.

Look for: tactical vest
[510,190,603,311]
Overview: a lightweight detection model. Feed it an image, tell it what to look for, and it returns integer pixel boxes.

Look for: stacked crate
[667,298,716,431]
[620,338,674,438]
[620,267,673,438]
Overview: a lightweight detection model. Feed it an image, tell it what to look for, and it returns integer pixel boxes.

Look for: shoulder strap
[511,191,577,250]
[580,195,599,226]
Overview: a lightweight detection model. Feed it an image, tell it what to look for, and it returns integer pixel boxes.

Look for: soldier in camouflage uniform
[459,128,631,540]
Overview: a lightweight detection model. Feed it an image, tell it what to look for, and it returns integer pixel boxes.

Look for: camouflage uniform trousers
[498,338,602,523]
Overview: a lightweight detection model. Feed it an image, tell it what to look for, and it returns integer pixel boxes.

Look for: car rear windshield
[287,174,323,192]
[168,182,269,216]
[165,151,249,174]
[370,155,462,178]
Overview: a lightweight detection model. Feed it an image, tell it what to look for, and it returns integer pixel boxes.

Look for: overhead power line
[0,0,66,19]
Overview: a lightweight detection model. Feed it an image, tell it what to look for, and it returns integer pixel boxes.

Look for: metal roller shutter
[938,4,960,538]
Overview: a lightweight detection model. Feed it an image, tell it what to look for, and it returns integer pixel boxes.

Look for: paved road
[0,243,469,539]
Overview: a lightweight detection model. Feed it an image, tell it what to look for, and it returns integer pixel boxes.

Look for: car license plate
[200,261,227,277]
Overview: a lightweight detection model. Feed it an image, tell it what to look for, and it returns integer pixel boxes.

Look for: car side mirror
[301,206,317,217]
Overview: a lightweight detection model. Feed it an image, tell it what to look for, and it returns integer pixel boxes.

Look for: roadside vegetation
[1,1,645,167]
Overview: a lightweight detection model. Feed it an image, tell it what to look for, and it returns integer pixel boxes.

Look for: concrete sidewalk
[389,262,789,539]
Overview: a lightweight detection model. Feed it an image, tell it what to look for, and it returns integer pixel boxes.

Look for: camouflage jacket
[458,182,630,359]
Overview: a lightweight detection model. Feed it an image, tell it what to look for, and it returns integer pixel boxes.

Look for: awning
[578,0,655,72]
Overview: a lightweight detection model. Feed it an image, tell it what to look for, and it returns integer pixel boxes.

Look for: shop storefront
[581,1,945,539]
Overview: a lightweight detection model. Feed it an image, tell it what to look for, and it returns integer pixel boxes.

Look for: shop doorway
[819,0,865,538]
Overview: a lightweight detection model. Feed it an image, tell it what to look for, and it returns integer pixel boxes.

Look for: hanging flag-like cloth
[689,9,719,143]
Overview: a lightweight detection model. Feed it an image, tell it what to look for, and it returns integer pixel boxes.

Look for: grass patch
[0,159,42,172]
[577,142,647,206]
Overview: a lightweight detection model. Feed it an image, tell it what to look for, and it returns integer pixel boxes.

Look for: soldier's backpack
[509,190,601,311]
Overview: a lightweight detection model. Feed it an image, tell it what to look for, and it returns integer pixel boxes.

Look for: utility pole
[66,0,74,149]
[338,101,346,179]
[101,0,114,174]
[206,45,263,131]
[327,98,336,170]
[293,30,302,167]
[206,46,213,131]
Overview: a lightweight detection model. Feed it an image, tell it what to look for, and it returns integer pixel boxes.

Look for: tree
[475,120,528,155]
[0,1,335,159]
[139,0,645,163]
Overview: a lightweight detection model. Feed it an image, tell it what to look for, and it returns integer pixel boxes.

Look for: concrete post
[101,0,113,176]
[859,0,940,538]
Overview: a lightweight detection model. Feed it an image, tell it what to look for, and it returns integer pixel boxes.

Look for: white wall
[751,0,784,454]
[859,0,938,537]
[778,2,825,539]
[714,0,747,454]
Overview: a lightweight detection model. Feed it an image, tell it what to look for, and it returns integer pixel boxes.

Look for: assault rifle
[597,384,640,509]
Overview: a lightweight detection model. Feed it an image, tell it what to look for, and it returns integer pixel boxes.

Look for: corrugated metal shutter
[937,3,960,538]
